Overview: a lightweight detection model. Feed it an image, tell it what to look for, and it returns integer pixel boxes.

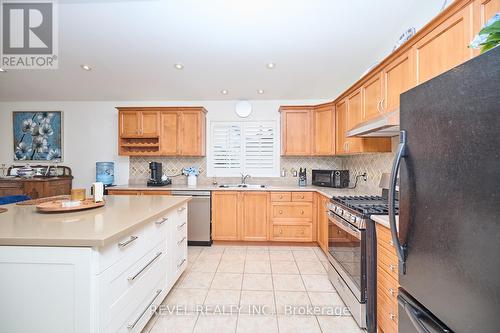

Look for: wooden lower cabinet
[212,191,240,241]
[316,194,329,253]
[0,178,72,199]
[241,192,269,241]
[107,189,172,196]
[212,191,318,242]
[376,223,399,333]
[270,191,314,242]
[212,191,269,241]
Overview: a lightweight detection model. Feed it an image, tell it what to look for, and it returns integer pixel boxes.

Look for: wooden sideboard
[0,177,73,199]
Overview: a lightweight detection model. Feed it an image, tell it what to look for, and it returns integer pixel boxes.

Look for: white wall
[0,99,325,188]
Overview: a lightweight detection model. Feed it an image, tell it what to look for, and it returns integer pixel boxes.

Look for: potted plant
[470,13,500,54]
[182,167,200,187]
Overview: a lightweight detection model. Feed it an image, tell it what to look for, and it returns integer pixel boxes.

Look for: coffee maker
[147,162,171,187]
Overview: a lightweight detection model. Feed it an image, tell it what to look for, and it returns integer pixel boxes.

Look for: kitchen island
[0,195,190,333]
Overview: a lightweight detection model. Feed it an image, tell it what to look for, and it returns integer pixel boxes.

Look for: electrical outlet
[362,173,367,182]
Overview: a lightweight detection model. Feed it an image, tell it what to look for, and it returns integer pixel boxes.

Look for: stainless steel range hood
[346,110,400,137]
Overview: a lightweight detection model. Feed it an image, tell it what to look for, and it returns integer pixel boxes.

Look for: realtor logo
[1,0,58,69]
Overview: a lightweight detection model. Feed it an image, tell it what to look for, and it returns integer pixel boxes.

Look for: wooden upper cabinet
[312,103,335,155]
[346,89,362,131]
[178,109,206,156]
[362,72,383,122]
[140,111,159,136]
[335,99,348,154]
[413,3,473,85]
[119,110,158,137]
[118,107,206,156]
[473,0,500,35]
[212,191,240,241]
[119,111,141,137]
[280,107,312,156]
[241,192,269,241]
[160,112,178,155]
[382,51,414,113]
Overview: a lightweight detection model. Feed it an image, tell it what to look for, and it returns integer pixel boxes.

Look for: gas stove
[327,195,398,229]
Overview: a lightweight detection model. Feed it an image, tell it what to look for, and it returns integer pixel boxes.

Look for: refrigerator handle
[389,130,407,273]
[398,294,452,333]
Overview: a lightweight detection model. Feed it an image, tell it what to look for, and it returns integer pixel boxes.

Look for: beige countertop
[111,183,373,198]
[0,195,191,247]
[371,215,399,230]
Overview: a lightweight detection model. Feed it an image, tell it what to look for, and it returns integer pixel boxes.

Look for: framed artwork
[13,111,63,162]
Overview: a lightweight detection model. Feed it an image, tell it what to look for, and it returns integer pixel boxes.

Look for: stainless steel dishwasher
[171,191,211,246]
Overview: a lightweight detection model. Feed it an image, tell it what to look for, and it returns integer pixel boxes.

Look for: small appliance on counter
[312,169,349,188]
[298,168,307,187]
[147,162,171,187]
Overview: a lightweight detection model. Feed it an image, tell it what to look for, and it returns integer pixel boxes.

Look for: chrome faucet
[240,173,251,185]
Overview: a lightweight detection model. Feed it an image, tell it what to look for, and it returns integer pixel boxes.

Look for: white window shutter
[243,122,278,176]
[208,121,279,177]
[209,122,242,176]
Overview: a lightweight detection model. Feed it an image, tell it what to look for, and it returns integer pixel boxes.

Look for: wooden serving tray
[36,198,105,213]
[17,195,70,206]
[0,208,7,214]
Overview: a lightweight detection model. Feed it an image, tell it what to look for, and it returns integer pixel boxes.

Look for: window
[208,121,279,177]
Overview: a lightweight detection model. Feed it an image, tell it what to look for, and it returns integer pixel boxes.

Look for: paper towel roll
[93,182,104,202]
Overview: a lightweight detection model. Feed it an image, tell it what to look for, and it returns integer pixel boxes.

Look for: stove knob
[351,216,357,223]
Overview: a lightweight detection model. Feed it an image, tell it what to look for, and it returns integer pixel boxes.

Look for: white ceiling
[0,0,445,101]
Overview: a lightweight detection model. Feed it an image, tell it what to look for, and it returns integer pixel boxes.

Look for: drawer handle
[128,252,162,281]
[300,210,304,215]
[389,264,396,272]
[127,289,162,329]
[118,235,138,248]
[389,313,396,321]
[279,195,283,199]
[300,195,304,199]
[177,221,187,229]
[177,236,187,246]
[279,210,283,214]
[155,217,168,225]
[388,288,395,296]
[177,206,186,213]
[177,258,186,268]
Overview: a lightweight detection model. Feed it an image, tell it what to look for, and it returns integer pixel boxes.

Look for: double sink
[218,184,266,189]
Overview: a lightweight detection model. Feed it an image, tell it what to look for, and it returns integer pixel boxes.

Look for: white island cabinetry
[0,196,189,333]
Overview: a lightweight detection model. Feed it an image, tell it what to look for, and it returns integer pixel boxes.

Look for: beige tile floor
[142,245,365,333]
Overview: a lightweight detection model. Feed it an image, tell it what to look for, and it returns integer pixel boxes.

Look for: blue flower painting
[13,111,63,161]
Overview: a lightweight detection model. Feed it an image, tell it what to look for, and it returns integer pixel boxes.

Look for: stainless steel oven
[326,206,368,329]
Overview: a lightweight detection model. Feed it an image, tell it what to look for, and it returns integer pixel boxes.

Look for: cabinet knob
[389,264,396,272]
[279,195,283,199]
[279,210,283,214]
[300,195,304,199]
[279,228,283,235]
[389,313,396,321]
[300,210,304,215]
[388,288,395,296]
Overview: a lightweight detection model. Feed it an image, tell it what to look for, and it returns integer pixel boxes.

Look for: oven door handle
[328,212,361,239]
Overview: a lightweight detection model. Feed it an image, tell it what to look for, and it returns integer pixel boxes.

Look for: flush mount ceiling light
[80,65,92,71]
[174,63,184,70]
[266,62,276,69]
[235,100,252,118]
[220,89,228,95]
[257,89,265,94]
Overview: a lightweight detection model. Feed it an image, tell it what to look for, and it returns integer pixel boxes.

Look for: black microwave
[312,170,349,188]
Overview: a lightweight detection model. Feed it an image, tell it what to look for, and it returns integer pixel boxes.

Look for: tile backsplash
[130,156,343,186]
[129,152,394,193]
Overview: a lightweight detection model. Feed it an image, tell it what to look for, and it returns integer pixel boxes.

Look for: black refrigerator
[387,46,500,333]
